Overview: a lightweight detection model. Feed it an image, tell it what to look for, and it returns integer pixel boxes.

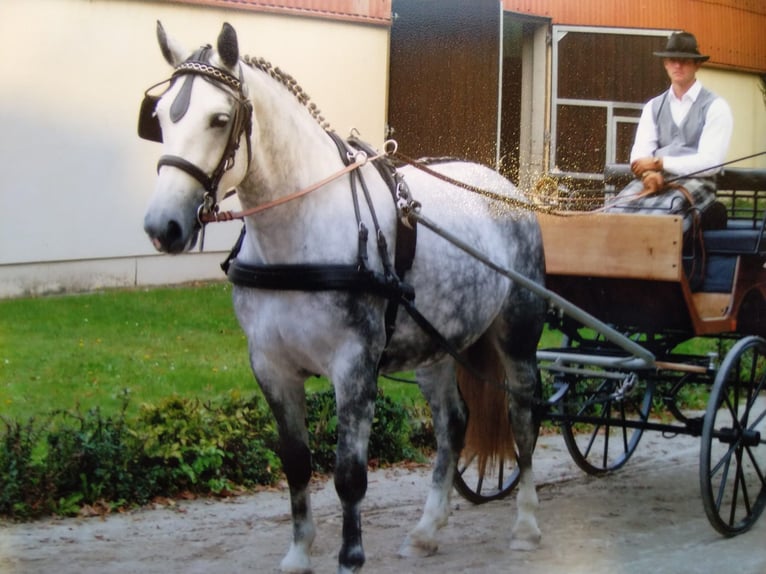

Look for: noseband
[138,47,253,225]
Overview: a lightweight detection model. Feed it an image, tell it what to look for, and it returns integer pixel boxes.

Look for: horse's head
[141,22,252,253]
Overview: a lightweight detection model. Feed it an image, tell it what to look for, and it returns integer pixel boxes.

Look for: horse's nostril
[166,220,183,245]
[145,218,186,253]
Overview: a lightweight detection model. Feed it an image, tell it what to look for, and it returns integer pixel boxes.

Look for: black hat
[653,32,709,62]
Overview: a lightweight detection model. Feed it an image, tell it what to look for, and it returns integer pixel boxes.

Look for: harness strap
[344,135,418,344]
[157,154,216,191]
[327,132,418,345]
[349,136,417,280]
[226,261,414,301]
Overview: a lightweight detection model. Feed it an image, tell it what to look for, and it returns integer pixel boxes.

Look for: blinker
[138,92,163,142]
[170,74,195,123]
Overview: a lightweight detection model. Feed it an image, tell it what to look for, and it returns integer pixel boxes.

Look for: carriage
[454,164,766,538]
[139,22,765,573]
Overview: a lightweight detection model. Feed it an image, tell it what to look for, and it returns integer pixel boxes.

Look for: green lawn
[0,282,429,421]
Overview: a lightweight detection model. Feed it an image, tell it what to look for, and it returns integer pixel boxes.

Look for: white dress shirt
[630,80,733,177]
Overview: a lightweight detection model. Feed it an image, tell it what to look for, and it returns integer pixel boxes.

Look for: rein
[391,151,561,216]
[199,144,392,224]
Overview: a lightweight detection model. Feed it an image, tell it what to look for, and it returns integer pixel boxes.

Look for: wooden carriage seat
[603,165,766,292]
[604,165,766,254]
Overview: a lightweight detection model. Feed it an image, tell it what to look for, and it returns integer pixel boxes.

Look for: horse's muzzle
[144,216,199,254]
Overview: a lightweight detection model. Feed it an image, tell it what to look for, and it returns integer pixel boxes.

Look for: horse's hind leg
[399,359,466,558]
[505,353,542,550]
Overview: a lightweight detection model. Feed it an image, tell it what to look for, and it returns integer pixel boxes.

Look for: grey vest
[651,87,716,158]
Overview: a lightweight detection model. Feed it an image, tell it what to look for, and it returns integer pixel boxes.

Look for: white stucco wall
[0,0,390,297]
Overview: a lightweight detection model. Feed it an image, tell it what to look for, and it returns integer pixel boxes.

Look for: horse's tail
[456,334,516,475]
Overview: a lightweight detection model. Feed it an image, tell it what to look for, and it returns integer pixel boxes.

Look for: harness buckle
[396,180,420,229]
[348,150,367,165]
[383,139,398,155]
[196,192,219,251]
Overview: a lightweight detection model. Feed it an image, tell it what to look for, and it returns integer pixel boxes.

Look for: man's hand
[631,156,662,177]
[642,171,665,195]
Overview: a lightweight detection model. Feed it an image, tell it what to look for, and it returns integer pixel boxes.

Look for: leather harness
[222,132,418,347]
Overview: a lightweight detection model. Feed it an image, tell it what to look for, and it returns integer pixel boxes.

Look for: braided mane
[243,55,332,131]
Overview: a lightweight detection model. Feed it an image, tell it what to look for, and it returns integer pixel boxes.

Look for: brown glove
[631,157,663,177]
[641,170,665,195]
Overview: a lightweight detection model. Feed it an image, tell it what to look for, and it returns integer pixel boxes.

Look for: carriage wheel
[453,449,522,504]
[453,373,542,504]
[700,335,766,536]
[559,372,654,475]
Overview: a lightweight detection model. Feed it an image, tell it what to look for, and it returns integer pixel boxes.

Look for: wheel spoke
[602,401,612,469]
[457,452,477,477]
[620,400,629,453]
[582,422,602,460]
[744,439,766,484]
[736,449,753,519]
[476,473,484,494]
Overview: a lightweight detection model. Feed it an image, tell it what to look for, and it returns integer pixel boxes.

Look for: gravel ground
[2,431,764,574]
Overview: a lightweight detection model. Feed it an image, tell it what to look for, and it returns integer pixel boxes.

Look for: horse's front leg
[256,371,316,573]
[332,351,380,574]
[399,359,466,558]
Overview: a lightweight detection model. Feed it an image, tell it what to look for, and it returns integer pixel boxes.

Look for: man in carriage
[605,32,733,235]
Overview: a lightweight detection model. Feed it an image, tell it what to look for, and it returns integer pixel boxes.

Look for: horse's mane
[243,55,332,131]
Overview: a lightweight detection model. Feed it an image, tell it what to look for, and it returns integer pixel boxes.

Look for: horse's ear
[156,20,186,67]
[217,22,239,69]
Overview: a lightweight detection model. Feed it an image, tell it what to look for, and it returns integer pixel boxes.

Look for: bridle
[138,46,253,228]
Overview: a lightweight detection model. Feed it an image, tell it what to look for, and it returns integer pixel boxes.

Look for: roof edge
[167,0,393,26]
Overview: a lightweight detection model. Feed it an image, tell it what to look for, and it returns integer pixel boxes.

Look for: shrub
[0,417,47,518]
[0,389,432,520]
[135,393,281,494]
[307,390,426,472]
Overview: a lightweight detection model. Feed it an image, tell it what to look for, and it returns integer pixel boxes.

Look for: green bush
[0,417,47,517]
[135,393,281,494]
[0,389,432,520]
[307,390,426,472]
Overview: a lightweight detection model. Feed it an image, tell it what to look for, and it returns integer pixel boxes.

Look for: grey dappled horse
[141,21,546,574]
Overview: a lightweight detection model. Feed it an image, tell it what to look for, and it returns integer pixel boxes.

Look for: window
[550,26,671,182]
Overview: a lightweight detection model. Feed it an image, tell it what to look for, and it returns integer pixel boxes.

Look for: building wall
[503,0,766,73]
[0,0,390,297]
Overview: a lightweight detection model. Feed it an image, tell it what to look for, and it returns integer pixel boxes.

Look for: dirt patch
[2,432,764,574]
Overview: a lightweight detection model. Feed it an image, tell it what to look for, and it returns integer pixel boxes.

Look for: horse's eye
[210,113,230,129]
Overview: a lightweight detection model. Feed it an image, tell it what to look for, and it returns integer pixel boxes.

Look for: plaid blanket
[604,177,717,233]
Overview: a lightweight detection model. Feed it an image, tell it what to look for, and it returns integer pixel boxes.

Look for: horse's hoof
[509,529,541,551]
[397,535,439,558]
[280,550,313,574]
